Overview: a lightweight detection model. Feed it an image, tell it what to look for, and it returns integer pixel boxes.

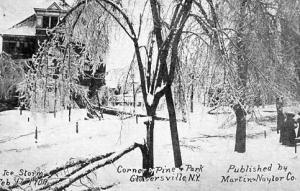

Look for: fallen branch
[71,92,182,122]
[71,92,102,120]
[48,143,141,191]
[208,106,231,115]
[5,143,143,191]
[96,106,184,122]
[8,152,114,190]
[83,96,103,120]
[81,182,120,191]
[207,106,219,114]
[182,131,270,141]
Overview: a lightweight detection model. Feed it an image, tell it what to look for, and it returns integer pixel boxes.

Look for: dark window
[8,42,16,53]
[43,16,50,28]
[50,17,58,28]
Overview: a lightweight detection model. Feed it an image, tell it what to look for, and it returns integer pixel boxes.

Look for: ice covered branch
[6,143,143,191]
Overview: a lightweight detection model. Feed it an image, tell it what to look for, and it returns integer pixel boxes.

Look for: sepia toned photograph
[1,0,300,190]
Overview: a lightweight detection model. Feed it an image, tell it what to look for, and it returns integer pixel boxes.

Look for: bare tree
[29,0,193,173]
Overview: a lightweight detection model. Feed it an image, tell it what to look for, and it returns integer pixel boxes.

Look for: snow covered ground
[0,105,300,191]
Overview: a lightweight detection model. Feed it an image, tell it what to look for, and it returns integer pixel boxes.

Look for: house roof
[34,2,70,13]
[1,14,36,36]
[49,2,64,10]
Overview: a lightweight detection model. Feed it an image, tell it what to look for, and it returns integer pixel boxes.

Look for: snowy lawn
[0,105,300,191]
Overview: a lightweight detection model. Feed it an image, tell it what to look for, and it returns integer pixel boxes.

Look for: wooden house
[0,2,68,60]
[0,2,106,92]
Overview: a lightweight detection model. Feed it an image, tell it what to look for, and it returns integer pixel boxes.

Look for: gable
[47,2,62,10]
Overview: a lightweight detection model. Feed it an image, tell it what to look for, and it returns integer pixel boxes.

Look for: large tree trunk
[165,85,182,167]
[143,116,154,176]
[142,108,156,177]
[234,0,248,153]
[233,103,246,153]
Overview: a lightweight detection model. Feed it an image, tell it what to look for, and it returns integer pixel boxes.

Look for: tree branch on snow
[8,152,114,190]
[7,144,143,191]
[45,143,142,191]
[81,182,120,191]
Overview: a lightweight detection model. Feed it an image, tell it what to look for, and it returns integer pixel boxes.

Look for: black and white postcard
[1,0,300,190]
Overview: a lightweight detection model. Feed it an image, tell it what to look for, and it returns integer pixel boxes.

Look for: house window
[37,17,43,27]
[42,16,59,29]
[7,42,16,53]
[43,16,50,28]
[51,16,58,28]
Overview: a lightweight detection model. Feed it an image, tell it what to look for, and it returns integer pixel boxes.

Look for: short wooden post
[35,126,38,143]
[68,106,71,122]
[28,117,30,122]
[20,108,22,115]
[76,122,78,134]
[136,115,138,124]
[264,130,266,138]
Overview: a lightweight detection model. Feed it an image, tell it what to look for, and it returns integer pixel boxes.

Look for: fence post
[76,122,78,134]
[68,105,71,122]
[35,126,38,143]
